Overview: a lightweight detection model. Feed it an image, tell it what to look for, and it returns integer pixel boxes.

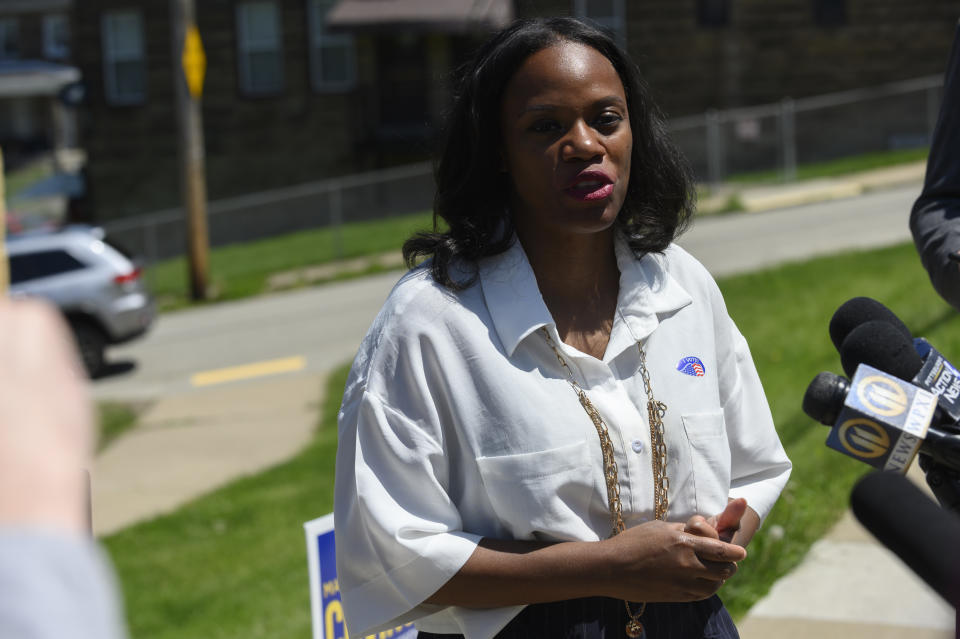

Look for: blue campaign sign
[304,514,417,639]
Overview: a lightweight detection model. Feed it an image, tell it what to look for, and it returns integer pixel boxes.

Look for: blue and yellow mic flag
[826,364,937,472]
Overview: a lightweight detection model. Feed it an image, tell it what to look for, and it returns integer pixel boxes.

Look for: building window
[102,11,147,105]
[698,0,730,27]
[308,0,356,92]
[0,18,19,60]
[236,1,284,95]
[573,0,626,46]
[43,14,71,60]
[815,0,847,26]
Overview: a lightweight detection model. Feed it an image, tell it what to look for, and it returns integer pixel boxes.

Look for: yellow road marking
[190,356,306,387]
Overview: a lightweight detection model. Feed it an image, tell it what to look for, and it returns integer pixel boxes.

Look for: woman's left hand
[685,498,760,548]
[710,497,748,543]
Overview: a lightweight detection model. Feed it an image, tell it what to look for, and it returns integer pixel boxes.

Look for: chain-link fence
[670,75,941,185]
[103,161,434,263]
[104,74,943,263]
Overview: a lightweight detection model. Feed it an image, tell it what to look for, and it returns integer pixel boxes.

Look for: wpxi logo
[856,375,908,417]
[837,418,891,459]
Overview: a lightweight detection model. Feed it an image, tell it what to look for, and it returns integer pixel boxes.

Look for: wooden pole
[0,146,8,296]
[171,0,209,301]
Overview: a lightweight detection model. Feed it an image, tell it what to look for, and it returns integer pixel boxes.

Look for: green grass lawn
[716,242,960,615]
[97,403,139,452]
[104,367,346,639]
[147,211,435,311]
[3,157,54,200]
[103,240,960,636]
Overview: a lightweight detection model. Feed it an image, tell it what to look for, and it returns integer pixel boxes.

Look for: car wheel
[71,320,107,378]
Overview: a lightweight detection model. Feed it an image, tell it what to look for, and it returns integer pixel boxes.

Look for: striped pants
[417,596,739,639]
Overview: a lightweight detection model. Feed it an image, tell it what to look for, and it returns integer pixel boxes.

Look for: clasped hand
[603,498,749,603]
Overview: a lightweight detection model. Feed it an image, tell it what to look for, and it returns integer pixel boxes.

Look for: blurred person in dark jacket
[911,20,960,309]
[0,299,126,639]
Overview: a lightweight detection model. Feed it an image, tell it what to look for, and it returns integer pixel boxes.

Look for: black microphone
[838,320,923,380]
[830,297,960,423]
[802,368,960,472]
[801,371,850,426]
[840,321,960,431]
[829,296,912,352]
[851,471,960,607]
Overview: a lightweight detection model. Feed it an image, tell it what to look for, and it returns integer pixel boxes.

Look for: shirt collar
[478,234,693,358]
[607,235,693,360]
[478,238,552,356]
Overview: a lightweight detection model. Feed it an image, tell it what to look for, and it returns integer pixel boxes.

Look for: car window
[9,250,88,284]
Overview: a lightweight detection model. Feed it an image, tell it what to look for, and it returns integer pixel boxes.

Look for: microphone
[838,320,920,380]
[839,320,960,431]
[829,296,912,352]
[851,471,960,607]
[801,371,850,426]
[802,367,960,472]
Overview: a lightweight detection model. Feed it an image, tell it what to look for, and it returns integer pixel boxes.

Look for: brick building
[514,0,958,115]
[0,0,75,167]
[71,0,958,221]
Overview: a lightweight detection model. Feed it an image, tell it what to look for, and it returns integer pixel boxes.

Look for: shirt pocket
[681,411,732,518]
[476,439,600,540]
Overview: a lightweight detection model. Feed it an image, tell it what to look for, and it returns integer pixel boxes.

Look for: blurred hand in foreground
[0,299,93,534]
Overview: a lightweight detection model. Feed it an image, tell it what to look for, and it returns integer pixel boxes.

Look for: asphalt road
[683,183,919,277]
[92,184,920,402]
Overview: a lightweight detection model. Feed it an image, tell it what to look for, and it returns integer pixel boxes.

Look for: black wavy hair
[403,17,696,289]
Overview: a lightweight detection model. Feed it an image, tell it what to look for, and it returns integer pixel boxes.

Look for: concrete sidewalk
[738,464,956,638]
[698,161,926,214]
[91,372,326,535]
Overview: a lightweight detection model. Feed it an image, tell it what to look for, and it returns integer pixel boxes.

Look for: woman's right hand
[426,521,747,608]
[600,520,746,602]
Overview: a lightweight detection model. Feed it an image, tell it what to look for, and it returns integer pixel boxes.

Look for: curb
[699,161,926,215]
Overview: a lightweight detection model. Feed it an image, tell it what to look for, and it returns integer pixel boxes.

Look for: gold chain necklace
[541,327,670,638]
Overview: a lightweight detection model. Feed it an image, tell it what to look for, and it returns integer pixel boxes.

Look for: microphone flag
[913,337,960,423]
[825,364,937,472]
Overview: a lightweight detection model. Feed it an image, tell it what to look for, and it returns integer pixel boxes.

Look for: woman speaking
[334,17,791,639]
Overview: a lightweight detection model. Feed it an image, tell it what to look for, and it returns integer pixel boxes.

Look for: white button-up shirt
[334,236,792,639]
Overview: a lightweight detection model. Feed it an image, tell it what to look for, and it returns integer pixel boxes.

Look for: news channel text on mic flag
[304,514,417,639]
[825,364,936,472]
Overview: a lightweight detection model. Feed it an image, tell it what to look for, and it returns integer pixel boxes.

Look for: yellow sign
[181,24,206,98]
[837,418,891,459]
[857,374,908,417]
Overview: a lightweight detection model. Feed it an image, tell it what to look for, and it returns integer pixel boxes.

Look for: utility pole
[171,0,209,301]
[0,147,7,295]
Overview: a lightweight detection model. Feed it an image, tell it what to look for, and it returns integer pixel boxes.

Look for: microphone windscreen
[829,297,913,352]
[851,471,960,607]
[802,372,849,426]
[839,320,923,380]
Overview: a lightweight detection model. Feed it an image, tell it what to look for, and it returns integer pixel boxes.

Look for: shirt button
[631,439,643,453]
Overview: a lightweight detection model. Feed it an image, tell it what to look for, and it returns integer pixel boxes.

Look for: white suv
[7,225,156,377]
